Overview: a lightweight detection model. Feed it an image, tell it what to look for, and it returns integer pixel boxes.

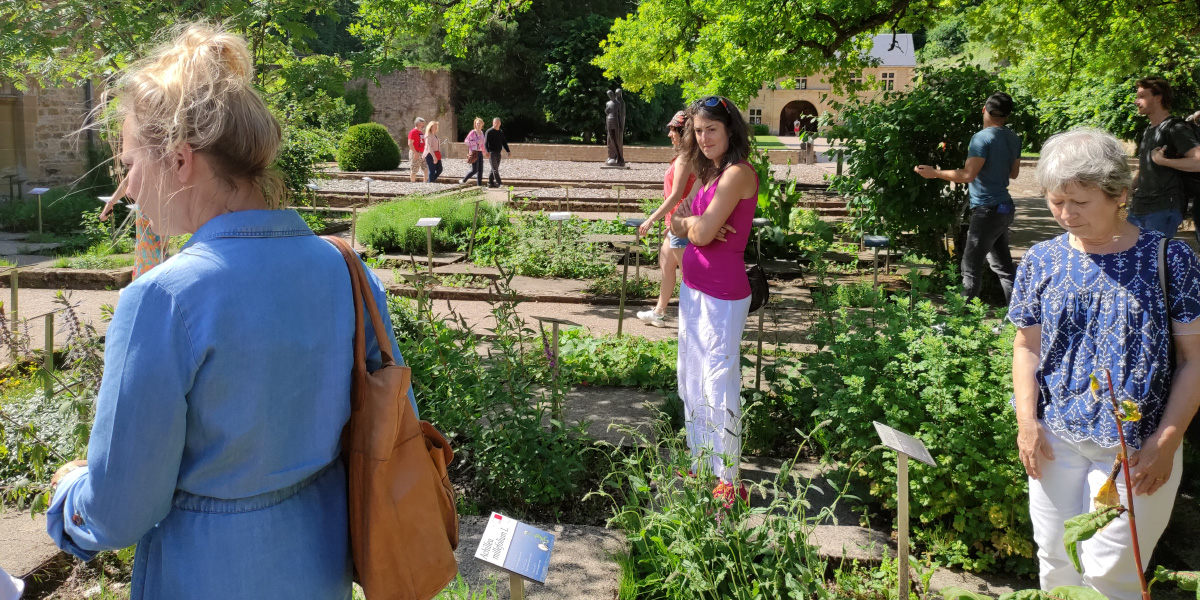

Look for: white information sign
[547,212,571,221]
[29,187,50,195]
[872,421,936,466]
[415,217,442,227]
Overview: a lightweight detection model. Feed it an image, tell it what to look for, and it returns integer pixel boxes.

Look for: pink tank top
[663,158,696,221]
[681,161,759,300]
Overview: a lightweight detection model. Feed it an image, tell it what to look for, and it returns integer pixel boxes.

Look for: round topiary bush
[337,123,401,172]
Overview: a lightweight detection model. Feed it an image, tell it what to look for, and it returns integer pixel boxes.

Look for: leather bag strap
[323,236,398,410]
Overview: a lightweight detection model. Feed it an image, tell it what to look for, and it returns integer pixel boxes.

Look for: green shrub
[277,125,333,200]
[343,84,374,125]
[337,123,401,172]
[357,193,502,254]
[456,100,508,138]
[470,214,618,279]
[600,423,832,600]
[791,291,1031,572]
[752,123,770,136]
[0,188,107,234]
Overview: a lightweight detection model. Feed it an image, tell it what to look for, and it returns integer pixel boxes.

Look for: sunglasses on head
[697,96,730,112]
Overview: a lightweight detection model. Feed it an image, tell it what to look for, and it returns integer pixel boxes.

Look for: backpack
[1154,117,1200,214]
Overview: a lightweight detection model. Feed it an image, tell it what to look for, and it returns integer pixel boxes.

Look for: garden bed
[0,266,131,290]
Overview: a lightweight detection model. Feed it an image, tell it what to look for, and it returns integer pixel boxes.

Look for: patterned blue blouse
[1008,230,1200,449]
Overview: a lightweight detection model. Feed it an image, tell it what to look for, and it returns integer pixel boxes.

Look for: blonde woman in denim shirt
[45,24,414,600]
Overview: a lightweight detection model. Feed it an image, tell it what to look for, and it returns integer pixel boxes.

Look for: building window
[851,73,863,85]
[799,78,808,90]
[748,108,762,125]
[882,72,895,91]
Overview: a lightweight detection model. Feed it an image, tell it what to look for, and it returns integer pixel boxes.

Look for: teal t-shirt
[967,126,1022,207]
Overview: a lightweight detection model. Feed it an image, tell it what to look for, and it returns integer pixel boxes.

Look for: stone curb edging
[386,284,659,306]
[0,267,132,290]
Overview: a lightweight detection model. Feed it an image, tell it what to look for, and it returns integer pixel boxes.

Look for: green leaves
[1151,566,1200,599]
[1062,506,1124,574]
[997,587,1109,600]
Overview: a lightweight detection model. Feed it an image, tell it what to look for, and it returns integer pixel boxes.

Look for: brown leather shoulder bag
[325,236,460,600]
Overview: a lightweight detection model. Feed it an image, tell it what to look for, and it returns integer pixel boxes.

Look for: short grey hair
[1035,127,1132,198]
[414,116,425,124]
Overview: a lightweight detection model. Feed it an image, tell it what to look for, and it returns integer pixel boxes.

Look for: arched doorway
[779,101,818,136]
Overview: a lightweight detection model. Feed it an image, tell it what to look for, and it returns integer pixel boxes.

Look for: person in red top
[407,116,425,182]
[638,111,697,327]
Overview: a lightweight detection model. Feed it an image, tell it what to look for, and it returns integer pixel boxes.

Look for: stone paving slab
[0,510,60,578]
[453,515,623,600]
[564,386,662,447]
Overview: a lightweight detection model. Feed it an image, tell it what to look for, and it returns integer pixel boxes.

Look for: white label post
[416,217,442,274]
[872,421,936,600]
[29,188,49,235]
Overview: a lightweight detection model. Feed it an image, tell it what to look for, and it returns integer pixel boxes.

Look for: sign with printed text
[474,512,556,584]
[872,422,937,466]
[415,217,442,227]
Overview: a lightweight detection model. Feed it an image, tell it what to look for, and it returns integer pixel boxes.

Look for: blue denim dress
[47,210,416,600]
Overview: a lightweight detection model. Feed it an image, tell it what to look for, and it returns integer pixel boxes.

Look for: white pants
[677,281,750,483]
[1029,424,1182,600]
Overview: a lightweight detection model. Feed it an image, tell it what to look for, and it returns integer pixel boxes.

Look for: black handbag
[747,264,769,313]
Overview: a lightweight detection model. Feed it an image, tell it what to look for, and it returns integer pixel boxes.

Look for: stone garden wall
[351,67,457,161]
[0,78,92,190]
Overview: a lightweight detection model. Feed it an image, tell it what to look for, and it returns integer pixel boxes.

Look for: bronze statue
[605,88,626,167]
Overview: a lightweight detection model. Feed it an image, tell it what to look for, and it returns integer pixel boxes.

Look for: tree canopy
[594,0,939,103]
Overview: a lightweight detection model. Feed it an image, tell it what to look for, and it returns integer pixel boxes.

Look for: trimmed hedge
[752,123,770,136]
[337,123,400,172]
[357,193,502,254]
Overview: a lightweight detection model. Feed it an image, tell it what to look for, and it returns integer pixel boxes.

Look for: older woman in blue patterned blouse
[1011,128,1200,599]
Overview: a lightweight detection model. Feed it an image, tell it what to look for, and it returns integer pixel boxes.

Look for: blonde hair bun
[104,22,284,205]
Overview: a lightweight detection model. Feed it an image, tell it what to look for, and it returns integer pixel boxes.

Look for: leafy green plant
[752,123,770,136]
[583,272,666,298]
[337,122,401,172]
[0,188,110,235]
[594,421,837,600]
[557,329,677,391]
[1,293,109,511]
[796,289,1029,572]
[470,214,615,280]
[357,192,502,254]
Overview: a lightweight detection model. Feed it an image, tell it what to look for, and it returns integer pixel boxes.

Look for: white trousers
[677,281,750,483]
[1029,424,1182,600]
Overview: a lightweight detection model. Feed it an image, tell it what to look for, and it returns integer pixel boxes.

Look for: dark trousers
[961,204,1016,303]
[463,155,484,185]
[488,153,503,187]
[424,154,443,183]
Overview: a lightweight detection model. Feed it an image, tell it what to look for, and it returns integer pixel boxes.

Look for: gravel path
[319,159,835,185]
[314,179,466,196]
[515,187,661,199]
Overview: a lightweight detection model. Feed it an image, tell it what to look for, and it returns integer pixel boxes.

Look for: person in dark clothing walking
[485,118,511,188]
[1127,77,1200,239]
[915,92,1022,303]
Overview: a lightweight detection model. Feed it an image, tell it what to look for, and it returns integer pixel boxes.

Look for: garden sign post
[415,217,442,275]
[612,184,624,218]
[548,212,571,244]
[466,196,488,261]
[752,218,772,390]
[624,217,647,279]
[361,177,373,207]
[613,241,643,338]
[29,188,49,235]
[872,422,936,600]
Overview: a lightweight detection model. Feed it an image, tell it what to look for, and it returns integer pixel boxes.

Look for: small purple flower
[540,328,557,372]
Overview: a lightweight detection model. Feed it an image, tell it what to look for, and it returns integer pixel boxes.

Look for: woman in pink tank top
[668,96,759,503]
[636,111,697,327]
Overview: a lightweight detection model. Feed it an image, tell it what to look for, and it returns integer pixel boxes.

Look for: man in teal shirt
[916,92,1022,302]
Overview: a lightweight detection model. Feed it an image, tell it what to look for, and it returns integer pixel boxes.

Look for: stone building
[745,33,917,136]
[351,67,456,160]
[0,79,94,197]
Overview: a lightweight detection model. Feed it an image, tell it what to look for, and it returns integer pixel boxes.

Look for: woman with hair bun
[669,96,757,505]
[44,23,411,600]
